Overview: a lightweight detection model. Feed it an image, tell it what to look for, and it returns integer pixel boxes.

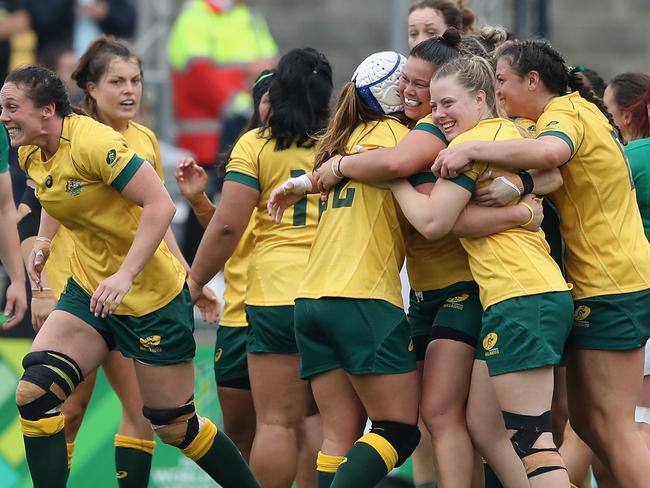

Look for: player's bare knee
[16,380,46,407]
[143,397,199,448]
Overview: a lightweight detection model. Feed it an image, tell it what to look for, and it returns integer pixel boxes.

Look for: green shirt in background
[0,127,8,174]
[627,137,650,241]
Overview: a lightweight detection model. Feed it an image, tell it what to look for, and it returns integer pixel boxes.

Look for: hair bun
[441,27,462,48]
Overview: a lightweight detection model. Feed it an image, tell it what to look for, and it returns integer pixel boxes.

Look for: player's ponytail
[567,69,618,132]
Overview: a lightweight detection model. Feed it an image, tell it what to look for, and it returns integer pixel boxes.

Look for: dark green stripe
[449,173,475,192]
[538,130,574,156]
[111,154,144,191]
[414,122,448,144]
[224,171,260,191]
[407,172,437,186]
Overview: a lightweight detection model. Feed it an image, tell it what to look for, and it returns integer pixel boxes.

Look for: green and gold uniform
[536,93,650,349]
[295,117,416,378]
[214,216,255,387]
[20,114,190,365]
[451,118,573,375]
[224,128,320,353]
[406,115,483,358]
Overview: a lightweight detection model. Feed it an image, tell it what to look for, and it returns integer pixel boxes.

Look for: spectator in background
[168,0,277,263]
[74,0,136,56]
[0,0,75,83]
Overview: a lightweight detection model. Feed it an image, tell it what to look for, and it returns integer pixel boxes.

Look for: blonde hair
[433,55,507,118]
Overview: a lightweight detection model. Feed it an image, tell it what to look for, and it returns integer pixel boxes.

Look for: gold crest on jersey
[65,179,82,197]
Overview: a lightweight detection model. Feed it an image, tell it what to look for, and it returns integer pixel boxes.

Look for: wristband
[517,170,534,195]
[31,288,55,299]
[332,156,345,179]
[518,201,535,227]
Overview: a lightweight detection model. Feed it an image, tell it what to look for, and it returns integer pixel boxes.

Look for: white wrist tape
[284,174,312,195]
[495,176,522,196]
[636,406,650,424]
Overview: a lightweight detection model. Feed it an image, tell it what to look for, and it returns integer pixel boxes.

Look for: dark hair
[460,25,508,58]
[266,47,332,150]
[5,65,72,117]
[409,0,476,33]
[410,27,462,65]
[218,69,277,175]
[579,68,606,99]
[609,72,650,140]
[71,35,142,120]
[497,39,617,130]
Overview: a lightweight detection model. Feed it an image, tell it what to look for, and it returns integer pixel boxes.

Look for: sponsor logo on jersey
[65,179,82,197]
[106,149,118,166]
[545,120,560,128]
[139,335,162,353]
[45,175,53,188]
[482,332,499,356]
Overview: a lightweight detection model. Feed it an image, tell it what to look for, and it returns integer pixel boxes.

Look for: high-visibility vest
[168,1,277,165]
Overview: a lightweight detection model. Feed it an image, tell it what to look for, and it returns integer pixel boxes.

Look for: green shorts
[479,291,573,376]
[569,289,650,350]
[408,281,483,360]
[294,297,416,379]
[246,304,298,354]
[56,278,195,366]
[214,325,250,389]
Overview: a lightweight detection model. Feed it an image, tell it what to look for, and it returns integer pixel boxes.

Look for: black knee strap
[370,420,421,467]
[503,410,566,478]
[502,410,552,458]
[142,397,199,448]
[18,351,83,421]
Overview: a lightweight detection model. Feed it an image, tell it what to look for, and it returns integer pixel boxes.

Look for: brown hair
[409,0,476,33]
[608,72,650,141]
[71,35,142,120]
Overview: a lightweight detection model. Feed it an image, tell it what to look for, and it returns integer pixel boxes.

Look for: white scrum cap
[352,51,406,115]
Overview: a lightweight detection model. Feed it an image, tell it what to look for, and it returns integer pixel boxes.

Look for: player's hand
[175,158,208,202]
[31,294,57,332]
[267,184,305,224]
[2,281,27,330]
[28,239,51,289]
[90,269,134,318]
[432,143,473,178]
[474,169,523,207]
[315,155,343,192]
[519,194,544,231]
[194,285,220,324]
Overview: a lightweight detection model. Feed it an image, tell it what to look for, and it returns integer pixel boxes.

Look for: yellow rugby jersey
[406,115,473,291]
[43,120,170,300]
[123,121,164,180]
[511,117,538,137]
[298,118,410,307]
[19,114,186,316]
[224,128,320,306]
[537,92,650,298]
[220,214,256,326]
[450,118,570,309]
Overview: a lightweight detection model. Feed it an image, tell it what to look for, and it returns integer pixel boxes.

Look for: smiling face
[0,82,49,147]
[399,56,436,121]
[407,7,447,49]
[495,56,531,119]
[87,56,142,131]
[429,74,485,141]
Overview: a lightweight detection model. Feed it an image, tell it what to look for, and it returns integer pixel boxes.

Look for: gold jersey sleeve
[224,128,320,306]
[405,115,473,291]
[448,118,570,309]
[220,214,256,326]
[20,114,186,316]
[537,93,650,298]
[297,118,411,308]
[123,122,164,181]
